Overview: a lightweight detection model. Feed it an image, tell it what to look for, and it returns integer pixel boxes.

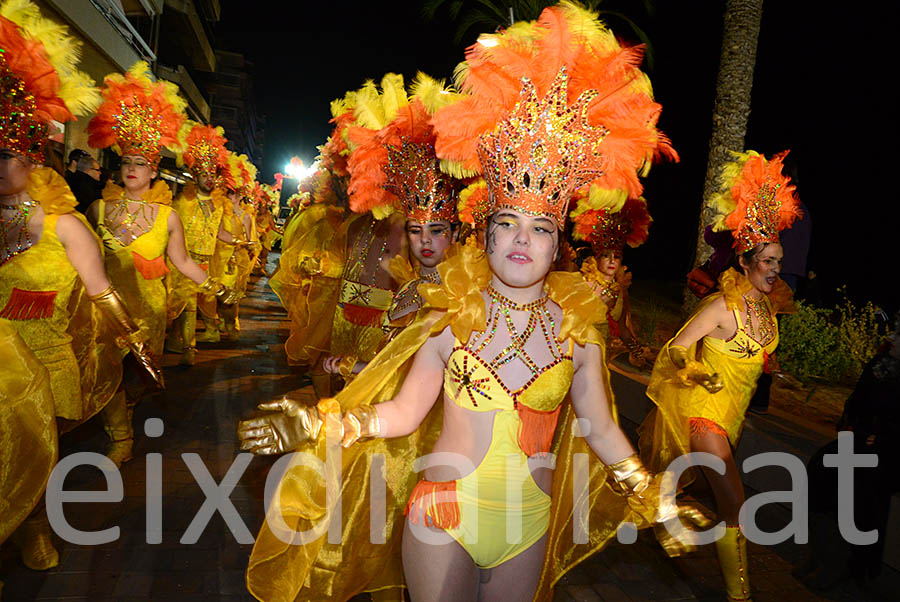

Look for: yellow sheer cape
[0,320,57,545]
[639,268,794,478]
[247,241,659,602]
[270,205,350,366]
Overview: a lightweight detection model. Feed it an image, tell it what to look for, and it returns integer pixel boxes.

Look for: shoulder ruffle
[717,268,754,311]
[26,167,76,214]
[144,180,173,205]
[387,254,416,286]
[579,256,604,284]
[419,238,491,342]
[210,188,229,210]
[768,277,796,314]
[546,271,606,346]
[101,180,124,201]
[718,267,796,314]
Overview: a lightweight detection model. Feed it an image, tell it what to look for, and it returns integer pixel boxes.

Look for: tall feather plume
[0,0,99,117]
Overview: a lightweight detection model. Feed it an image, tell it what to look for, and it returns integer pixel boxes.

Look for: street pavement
[1,253,896,601]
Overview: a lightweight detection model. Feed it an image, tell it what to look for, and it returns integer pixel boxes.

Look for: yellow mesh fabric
[0,319,57,545]
[271,205,348,366]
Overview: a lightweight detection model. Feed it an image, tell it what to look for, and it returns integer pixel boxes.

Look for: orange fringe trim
[689,417,727,439]
[404,479,460,529]
[0,288,57,320]
[132,252,170,279]
[516,403,562,457]
[342,303,385,327]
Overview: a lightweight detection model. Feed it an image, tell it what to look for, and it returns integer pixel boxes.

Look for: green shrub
[779,293,884,384]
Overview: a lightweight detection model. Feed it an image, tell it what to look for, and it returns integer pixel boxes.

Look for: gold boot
[101,392,134,468]
[180,346,197,366]
[165,311,186,354]
[715,525,752,602]
[196,313,220,343]
[11,511,59,571]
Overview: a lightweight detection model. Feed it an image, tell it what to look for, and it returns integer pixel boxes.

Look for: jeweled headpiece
[346,72,462,220]
[178,120,227,180]
[383,139,458,222]
[477,69,605,228]
[710,150,801,254]
[572,195,652,254]
[88,62,186,167]
[0,0,99,162]
[432,2,677,231]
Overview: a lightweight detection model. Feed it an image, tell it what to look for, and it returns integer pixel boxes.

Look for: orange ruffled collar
[26,167,77,215]
[419,237,605,345]
[718,267,796,314]
[102,179,173,205]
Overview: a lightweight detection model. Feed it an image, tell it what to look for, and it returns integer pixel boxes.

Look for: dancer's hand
[237,397,323,455]
[323,355,342,374]
[654,502,714,557]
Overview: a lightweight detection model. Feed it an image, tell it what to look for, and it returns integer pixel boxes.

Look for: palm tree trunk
[683,0,764,314]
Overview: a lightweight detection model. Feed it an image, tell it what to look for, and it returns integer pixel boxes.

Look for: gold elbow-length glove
[668,345,724,393]
[606,454,713,557]
[199,275,241,305]
[238,397,324,455]
[90,286,164,388]
[340,405,380,448]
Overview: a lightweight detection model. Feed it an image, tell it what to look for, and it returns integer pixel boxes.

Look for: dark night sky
[215,1,900,311]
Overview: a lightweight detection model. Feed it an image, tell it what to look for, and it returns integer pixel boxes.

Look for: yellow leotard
[412,340,574,568]
[96,194,173,358]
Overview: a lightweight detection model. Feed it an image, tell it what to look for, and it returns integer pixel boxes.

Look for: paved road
[1,254,894,601]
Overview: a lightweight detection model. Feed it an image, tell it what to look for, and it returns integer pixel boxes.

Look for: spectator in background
[797,316,900,588]
[68,153,104,214]
[65,148,88,177]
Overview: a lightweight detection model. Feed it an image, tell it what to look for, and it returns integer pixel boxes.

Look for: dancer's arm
[569,340,635,464]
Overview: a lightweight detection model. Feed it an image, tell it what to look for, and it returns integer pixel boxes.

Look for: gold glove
[607,455,713,557]
[199,276,241,305]
[341,405,380,448]
[90,286,164,388]
[237,397,323,455]
[654,503,714,557]
[669,345,724,393]
[606,454,652,497]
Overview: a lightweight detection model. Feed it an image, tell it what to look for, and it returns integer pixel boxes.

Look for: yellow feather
[410,72,460,114]
[586,185,627,212]
[353,80,387,130]
[439,158,479,179]
[1,0,100,116]
[379,73,408,123]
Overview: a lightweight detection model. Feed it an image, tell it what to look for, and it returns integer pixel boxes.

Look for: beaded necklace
[467,285,562,376]
[1,198,38,266]
[105,198,156,245]
[344,218,388,285]
[743,293,775,345]
[187,193,218,243]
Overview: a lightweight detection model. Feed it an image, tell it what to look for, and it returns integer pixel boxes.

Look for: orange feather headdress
[431,1,676,229]
[346,72,462,222]
[0,0,100,162]
[87,61,186,167]
[710,150,801,254]
[572,195,652,254]
[177,120,228,180]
